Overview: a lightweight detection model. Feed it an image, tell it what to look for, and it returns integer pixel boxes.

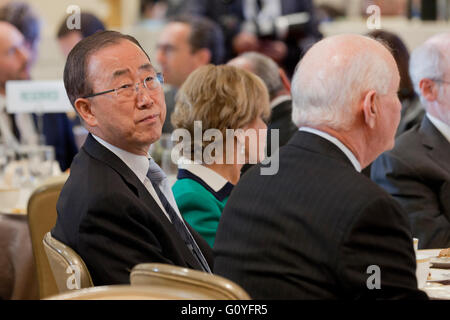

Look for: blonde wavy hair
[171,64,270,161]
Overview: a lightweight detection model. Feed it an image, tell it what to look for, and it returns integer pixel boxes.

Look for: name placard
[5,80,72,113]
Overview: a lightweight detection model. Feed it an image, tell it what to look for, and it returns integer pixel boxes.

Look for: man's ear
[74,98,97,127]
[419,78,438,102]
[362,90,377,129]
[194,48,211,66]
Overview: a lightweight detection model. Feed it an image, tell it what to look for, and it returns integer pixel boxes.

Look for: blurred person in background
[0,2,77,171]
[368,30,424,136]
[171,64,270,247]
[372,33,450,249]
[227,51,296,156]
[184,0,322,78]
[156,15,225,133]
[56,12,106,59]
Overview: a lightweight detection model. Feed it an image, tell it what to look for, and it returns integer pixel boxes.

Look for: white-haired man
[227,52,297,156]
[372,33,450,249]
[213,34,427,299]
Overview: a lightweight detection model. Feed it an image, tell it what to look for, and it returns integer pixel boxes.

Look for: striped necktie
[147,158,211,273]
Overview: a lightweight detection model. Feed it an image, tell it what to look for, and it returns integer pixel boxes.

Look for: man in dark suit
[52,31,213,286]
[227,51,296,156]
[213,34,427,299]
[0,2,78,171]
[372,33,450,249]
[184,0,322,77]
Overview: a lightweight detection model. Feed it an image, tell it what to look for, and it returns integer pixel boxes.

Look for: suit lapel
[420,117,450,174]
[82,134,205,270]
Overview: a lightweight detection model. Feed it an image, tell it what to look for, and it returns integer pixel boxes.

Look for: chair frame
[27,182,65,298]
[130,263,250,300]
[43,232,94,293]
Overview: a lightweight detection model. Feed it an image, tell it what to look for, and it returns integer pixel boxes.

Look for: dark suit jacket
[371,116,450,249]
[52,134,213,285]
[214,131,426,299]
[266,98,297,156]
[185,0,322,74]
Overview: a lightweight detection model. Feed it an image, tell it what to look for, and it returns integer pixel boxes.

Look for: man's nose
[136,85,154,108]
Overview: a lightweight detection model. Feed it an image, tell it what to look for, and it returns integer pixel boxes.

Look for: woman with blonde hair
[171,64,270,247]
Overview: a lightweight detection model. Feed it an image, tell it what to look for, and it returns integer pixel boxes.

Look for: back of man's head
[57,12,105,39]
[170,14,225,65]
[227,52,284,100]
[0,2,40,49]
[409,33,450,109]
[291,34,394,131]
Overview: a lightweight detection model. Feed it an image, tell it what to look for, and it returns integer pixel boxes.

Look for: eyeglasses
[83,73,164,99]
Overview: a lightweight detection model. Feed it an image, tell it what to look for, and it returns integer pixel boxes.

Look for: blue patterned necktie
[147,158,211,273]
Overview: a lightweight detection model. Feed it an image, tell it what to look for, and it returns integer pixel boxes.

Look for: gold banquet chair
[130,263,251,300]
[27,181,66,298]
[43,232,94,295]
[45,284,221,300]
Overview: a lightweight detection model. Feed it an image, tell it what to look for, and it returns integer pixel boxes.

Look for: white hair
[291,48,392,130]
[409,34,449,107]
[236,52,284,100]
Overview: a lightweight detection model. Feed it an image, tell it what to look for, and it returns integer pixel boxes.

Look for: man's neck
[314,125,368,168]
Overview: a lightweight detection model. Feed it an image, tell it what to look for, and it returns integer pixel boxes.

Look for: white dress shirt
[92,135,183,222]
[299,127,362,172]
[427,113,450,143]
[243,0,281,21]
[270,94,291,110]
[0,95,39,146]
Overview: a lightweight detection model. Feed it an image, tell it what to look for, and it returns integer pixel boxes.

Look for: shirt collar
[299,127,362,172]
[270,94,291,109]
[177,157,229,192]
[427,113,450,143]
[92,134,150,183]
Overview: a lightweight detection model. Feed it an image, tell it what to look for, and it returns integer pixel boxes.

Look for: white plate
[428,269,450,282]
[0,207,27,215]
[423,285,450,300]
[430,257,450,269]
[417,249,441,258]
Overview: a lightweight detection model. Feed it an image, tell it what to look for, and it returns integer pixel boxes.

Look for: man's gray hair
[409,33,449,107]
[291,47,392,130]
[236,52,284,100]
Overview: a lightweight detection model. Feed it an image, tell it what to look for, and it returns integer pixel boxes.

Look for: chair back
[45,284,219,300]
[27,181,64,298]
[43,232,93,294]
[130,263,251,300]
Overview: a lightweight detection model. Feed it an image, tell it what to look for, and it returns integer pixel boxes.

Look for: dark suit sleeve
[371,153,450,248]
[77,192,174,285]
[42,113,78,171]
[336,196,427,299]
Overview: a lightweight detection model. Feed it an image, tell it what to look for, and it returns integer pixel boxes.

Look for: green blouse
[172,168,233,248]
